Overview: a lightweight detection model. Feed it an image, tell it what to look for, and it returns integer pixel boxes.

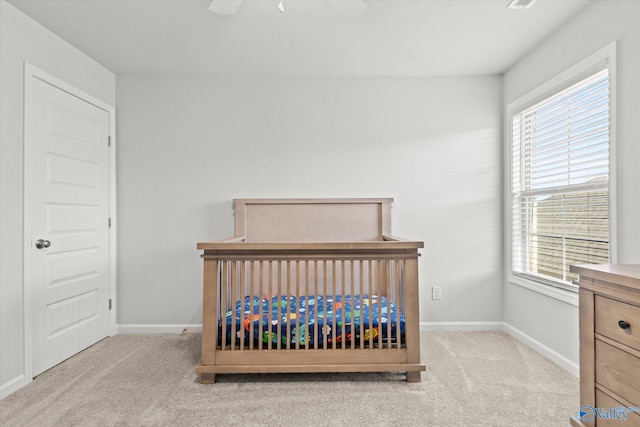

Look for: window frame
[504,42,618,306]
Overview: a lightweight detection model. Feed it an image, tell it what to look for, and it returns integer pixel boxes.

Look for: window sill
[509,275,579,307]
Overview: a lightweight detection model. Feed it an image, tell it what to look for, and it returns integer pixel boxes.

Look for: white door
[27,76,111,376]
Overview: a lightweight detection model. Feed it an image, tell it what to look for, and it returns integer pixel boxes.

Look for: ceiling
[7,0,593,76]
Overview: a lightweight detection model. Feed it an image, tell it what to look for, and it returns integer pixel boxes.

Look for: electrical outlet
[432,286,442,300]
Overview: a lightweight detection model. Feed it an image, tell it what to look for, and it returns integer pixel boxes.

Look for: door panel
[28,77,110,376]
[47,154,100,189]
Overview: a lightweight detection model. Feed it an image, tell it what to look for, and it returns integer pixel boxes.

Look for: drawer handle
[618,320,631,330]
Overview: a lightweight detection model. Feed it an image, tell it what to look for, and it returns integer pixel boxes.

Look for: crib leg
[199,373,216,384]
[406,371,421,383]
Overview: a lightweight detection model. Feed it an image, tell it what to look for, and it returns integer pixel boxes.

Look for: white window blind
[511,69,610,289]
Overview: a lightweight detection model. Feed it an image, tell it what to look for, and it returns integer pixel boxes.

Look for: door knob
[35,239,51,249]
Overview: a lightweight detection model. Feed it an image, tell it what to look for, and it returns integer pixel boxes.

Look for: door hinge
[109,299,112,310]
[108,217,112,228]
[108,136,112,147]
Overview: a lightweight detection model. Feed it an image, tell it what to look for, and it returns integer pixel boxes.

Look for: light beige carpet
[0,331,578,426]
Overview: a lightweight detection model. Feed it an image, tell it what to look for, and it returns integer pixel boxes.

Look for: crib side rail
[200,245,420,356]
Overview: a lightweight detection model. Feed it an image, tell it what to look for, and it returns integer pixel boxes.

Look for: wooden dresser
[570,264,640,427]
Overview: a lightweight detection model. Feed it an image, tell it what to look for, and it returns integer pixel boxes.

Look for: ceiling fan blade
[327,0,367,19]
[208,0,243,15]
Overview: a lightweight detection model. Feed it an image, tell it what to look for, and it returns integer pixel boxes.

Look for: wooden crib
[196,198,425,383]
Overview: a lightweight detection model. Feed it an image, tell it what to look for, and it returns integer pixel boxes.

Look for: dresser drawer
[595,339,640,407]
[595,295,640,351]
[595,389,640,427]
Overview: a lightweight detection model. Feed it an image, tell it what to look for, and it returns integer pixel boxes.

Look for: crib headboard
[233,198,393,242]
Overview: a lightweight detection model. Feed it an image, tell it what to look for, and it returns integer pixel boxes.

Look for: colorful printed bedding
[218,295,405,347]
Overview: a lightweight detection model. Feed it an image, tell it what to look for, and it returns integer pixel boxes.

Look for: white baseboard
[420,321,578,376]
[503,323,579,376]
[0,374,29,400]
[116,324,202,334]
[420,321,504,332]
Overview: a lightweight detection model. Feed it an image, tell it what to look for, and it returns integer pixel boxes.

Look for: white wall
[503,0,640,367]
[0,0,115,397]
[115,75,503,330]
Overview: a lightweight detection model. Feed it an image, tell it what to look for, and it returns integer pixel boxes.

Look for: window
[510,66,612,291]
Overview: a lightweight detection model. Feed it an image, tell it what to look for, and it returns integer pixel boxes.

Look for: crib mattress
[218,295,405,347]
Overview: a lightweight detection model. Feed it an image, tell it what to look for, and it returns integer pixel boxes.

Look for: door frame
[22,63,117,381]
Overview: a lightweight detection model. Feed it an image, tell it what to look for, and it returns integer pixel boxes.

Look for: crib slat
[314,260,319,351]
[386,260,392,350]
[221,261,228,351]
[395,259,402,350]
[295,260,300,351]
[340,260,346,350]
[277,261,283,351]
[377,261,383,350]
[249,261,254,350]
[304,260,311,350]
[323,261,328,351]
[350,260,355,350]
[331,261,336,351]
[286,260,291,351]
[231,261,238,351]
[239,261,246,351]
[359,260,364,350]
[259,261,264,351]
[368,260,374,349]
[268,261,273,351]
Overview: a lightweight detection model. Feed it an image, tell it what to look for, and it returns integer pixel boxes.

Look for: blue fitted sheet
[218,295,405,347]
